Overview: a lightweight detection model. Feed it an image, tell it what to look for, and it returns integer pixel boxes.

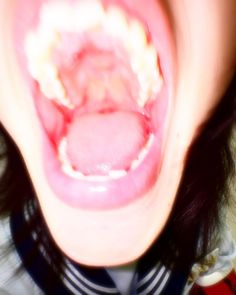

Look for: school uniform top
[0,207,235,295]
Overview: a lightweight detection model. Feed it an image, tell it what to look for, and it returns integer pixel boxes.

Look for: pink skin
[0,0,235,266]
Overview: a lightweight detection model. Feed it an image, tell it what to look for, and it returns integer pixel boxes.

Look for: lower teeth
[58,134,154,181]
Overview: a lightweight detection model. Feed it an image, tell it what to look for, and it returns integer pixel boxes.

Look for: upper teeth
[25,0,162,108]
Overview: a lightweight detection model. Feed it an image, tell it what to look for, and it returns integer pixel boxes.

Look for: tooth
[130,134,154,170]
[62,163,85,179]
[137,74,158,107]
[130,158,140,171]
[25,32,52,63]
[146,134,155,149]
[40,0,105,33]
[40,1,75,32]
[135,46,157,79]
[41,78,65,100]
[39,64,65,98]
[126,19,147,55]
[27,59,57,94]
[145,45,158,69]
[151,74,163,96]
[29,56,72,107]
[26,32,74,108]
[62,163,110,182]
[137,146,149,163]
[56,96,75,109]
[62,160,125,182]
[40,80,60,100]
[144,46,161,82]
[62,165,127,181]
[130,150,146,171]
[62,161,109,181]
[25,29,60,84]
[25,33,41,60]
[136,71,155,107]
[104,6,129,41]
[108,170,127,179]
[35,66,74,108]
[62,162,127,181]
[137,91,149,107]
[131,44,162,106]
[58,137,69,164]
[35,62,58,88]
[37,27,61,51]
[42,62,58,78]
[74,0,106,32]
[131,155,143,171]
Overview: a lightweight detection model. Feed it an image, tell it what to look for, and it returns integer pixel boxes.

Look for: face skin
[0,0,235,267]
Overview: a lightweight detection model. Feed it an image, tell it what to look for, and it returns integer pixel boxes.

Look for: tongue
[66,111,149,175]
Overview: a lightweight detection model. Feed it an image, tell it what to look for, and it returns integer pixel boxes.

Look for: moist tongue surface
[67,111,149,175]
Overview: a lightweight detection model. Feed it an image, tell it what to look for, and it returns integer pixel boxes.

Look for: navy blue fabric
[162,270,189,295]
[73,264,115,288]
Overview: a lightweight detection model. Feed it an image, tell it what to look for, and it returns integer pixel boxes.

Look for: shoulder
[190,225,236,287]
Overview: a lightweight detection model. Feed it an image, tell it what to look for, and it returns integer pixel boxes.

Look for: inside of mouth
[25,1,163,178]
[66,111,151,175]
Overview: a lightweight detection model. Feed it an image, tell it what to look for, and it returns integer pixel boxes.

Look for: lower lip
[13,0,174,210]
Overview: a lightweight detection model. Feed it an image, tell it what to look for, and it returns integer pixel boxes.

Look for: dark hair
[0,73,235,277]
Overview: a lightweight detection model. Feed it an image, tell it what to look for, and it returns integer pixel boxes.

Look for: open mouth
[13,0,174,210]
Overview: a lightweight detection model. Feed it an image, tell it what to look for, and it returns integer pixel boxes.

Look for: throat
[56,34,140,110]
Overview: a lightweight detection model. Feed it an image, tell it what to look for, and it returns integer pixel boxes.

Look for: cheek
[158,0,236,160]
[172,0,236,121]
[0,1,39,147]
